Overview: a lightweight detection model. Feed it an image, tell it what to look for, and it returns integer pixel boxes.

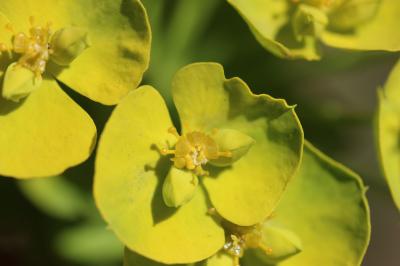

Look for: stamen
[161,127,232,176]
[160,148,175,155]
[1,17,53,77]
[233,256,240,266]
[259,243,273,255]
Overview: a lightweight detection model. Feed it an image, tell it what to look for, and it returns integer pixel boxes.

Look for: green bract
[228,0,398,60]
[94,62,303,263]
[377,59,400,210]
[123,142,371,266]
[0,0,151,178]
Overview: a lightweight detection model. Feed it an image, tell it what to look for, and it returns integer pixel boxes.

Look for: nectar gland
[161,127,232,176]
[0,16,53,78]
[223,224,272,266]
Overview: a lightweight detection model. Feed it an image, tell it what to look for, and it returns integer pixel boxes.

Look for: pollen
[161,127,232,176]
[1,16,53,78]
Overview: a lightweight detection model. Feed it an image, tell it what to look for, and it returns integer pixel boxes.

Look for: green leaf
[0,79,96,178]
[242,141,370,265]
[322,0,400,51]
[172,62,304,226]
[227,0,320,60]
[18,176,88,220]
[94,86,225,264]
[55,223,123,264]
[377,59,400,210]
[0,0,151,105]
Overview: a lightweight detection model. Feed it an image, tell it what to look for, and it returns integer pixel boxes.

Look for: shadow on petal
[148,144,178,225]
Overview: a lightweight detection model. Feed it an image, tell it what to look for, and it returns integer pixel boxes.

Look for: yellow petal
[94,86,224,264]
[0,79,96,178]
[172,63,303,226]
[322,0,400,51]
[0,0,151,105]
[377,59,400,210]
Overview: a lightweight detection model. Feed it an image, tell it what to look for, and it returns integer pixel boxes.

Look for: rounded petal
[172,63,304,226]
[124,249,234,266]
[377,60,400,210]
[227,0,320,60]
[204,253,234,266]
[124,248,187,266]
[94,86,225,264]
[322,0,400,51]
[0,79,96,178]
[0,0,151,105]
[243,142,370,266]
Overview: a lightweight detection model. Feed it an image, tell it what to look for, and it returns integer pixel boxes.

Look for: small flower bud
[50,27,90,66]
[292,4,328,41]
[2,63,41,102]
[209,128,255,167]
[162,167,198,208]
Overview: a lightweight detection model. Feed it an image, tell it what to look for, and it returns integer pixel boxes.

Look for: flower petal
[124,249,234,266]
[0,79,96,178]
[322,0,400,51]
[227,0,320,60]
[94,86,225,264]
[377,59,400,210]
[242,142,370,266]
[172,63,303,226]
[0,0,151,105]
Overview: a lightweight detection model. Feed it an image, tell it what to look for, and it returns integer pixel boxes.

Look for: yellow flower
[0,0,151,178]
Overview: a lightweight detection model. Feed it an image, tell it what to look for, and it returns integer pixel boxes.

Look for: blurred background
[0,0,399,265]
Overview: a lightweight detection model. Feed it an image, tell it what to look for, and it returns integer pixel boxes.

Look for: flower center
[223,223,272,266]
[161,127,232,176]
[0,17,53,78]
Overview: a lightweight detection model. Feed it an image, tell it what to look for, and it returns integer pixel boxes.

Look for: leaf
[18,175,88,220]
[377,59,400,210]
[242,142,370,266]
[55,223,123,264]
[94,86,225,264]
[0,79,96,178]
[322,0,400,51]
[227,0,320,60]
[172,62,304,226]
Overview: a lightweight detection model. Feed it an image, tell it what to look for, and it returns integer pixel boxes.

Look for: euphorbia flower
[123,142,371,266]
[94,62,303,263]
[0,0,151,178]
[228,0,400,60]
